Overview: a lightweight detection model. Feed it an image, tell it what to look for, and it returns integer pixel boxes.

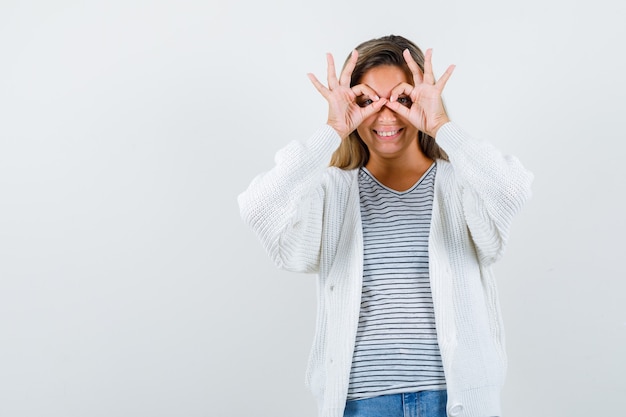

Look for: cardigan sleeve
[435,122,534,265]
[237,125,342,273]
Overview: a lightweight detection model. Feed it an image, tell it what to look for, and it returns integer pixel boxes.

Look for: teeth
[378,130,399,137]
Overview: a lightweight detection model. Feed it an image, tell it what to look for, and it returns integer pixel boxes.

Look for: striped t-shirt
[347,163,446,400]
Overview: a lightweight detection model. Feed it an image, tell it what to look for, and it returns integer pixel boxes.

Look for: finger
[361,97,388,118]
[339,49,358,86]
[307,73,330,98]
[326,53,339,89]
[384,100,411,119]
[403,49,423,84]
[389,82,414,103]
[423,48,435,85]
[435,64,456,92]
[351,83,380,102]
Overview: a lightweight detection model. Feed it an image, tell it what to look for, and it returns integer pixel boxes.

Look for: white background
[1,1,625,416]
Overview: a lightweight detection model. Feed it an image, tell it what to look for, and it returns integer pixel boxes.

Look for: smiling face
[355,65,424,170]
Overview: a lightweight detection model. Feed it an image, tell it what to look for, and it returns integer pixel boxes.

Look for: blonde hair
[329,35,448,169]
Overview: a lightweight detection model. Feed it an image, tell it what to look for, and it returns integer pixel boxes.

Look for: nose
[376,105,396,121]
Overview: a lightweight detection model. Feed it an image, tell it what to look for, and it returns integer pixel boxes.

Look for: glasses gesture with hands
[308,48,455,139]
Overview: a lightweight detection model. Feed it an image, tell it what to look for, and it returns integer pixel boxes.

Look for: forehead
[359,65,411,96]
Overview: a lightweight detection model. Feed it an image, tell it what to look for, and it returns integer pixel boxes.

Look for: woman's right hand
[307,50,387,140]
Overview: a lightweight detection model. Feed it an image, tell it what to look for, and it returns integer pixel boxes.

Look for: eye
[397,96,412,108]
[357,98,374,108]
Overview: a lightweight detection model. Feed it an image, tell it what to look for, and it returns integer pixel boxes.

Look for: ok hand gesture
[386,48,455,138]
[307,50,387,140]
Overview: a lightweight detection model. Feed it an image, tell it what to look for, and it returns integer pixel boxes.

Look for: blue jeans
[343,390,447,417]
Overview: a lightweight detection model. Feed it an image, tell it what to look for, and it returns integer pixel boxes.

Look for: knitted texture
[238,122,533,417]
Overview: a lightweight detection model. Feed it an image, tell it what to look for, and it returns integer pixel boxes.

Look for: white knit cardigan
[238,122,533,417]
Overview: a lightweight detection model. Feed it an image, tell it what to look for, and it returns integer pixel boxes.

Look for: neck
[365,151,433,192]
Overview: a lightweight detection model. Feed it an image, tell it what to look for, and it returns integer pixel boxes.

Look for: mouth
[374,128,403,139]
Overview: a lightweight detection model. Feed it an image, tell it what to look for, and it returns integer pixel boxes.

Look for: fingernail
[374,95,380,101]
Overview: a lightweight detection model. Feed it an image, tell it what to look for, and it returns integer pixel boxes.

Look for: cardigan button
[449,404,464,416]
[329,285,335,292]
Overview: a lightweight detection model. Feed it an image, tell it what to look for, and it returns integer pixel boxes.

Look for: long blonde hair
[329,35,448,169]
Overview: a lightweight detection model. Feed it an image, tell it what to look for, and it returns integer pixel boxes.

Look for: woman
[238,35,533,417]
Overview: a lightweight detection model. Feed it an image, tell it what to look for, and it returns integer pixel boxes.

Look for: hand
[307,50,387,140]
[385,48,455,137]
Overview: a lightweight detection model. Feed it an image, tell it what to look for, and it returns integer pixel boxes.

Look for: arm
[238,126,341,273]
[436,122,533,265]
[386,48,532,264]
[239,50,389,272]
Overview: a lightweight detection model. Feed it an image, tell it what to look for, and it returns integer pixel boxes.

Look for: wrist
[327,122,351,140]
[430,117,450,137]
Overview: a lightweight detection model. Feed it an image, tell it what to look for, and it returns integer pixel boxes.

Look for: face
[355,65,421,166]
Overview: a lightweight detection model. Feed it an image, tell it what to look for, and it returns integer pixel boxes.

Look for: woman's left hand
[385,48,455,138]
